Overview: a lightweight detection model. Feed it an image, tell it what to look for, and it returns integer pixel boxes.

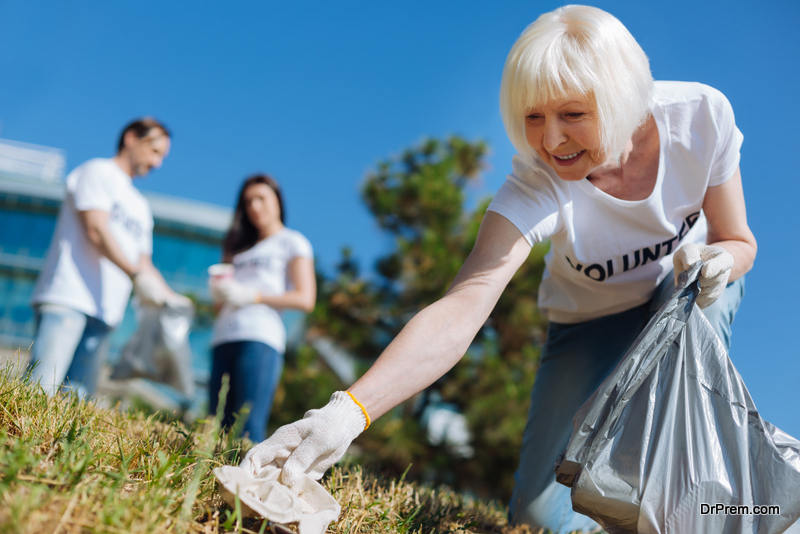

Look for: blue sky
[2,1,799,437]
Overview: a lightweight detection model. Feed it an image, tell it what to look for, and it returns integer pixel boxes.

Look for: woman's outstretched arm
[240,211,532,482]
[349,211,531,419]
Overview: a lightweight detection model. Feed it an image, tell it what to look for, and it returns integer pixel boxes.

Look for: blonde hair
[500,5,653,163]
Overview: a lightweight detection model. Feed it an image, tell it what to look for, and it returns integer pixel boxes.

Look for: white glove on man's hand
[673,242,734,309]
[240,391,367,488]
[133,271,168,306]
[216,279,259,307]
[165,292,193,310]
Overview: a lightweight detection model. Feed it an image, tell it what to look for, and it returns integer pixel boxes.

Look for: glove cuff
[345,391,371,430]
[328,391,369,433]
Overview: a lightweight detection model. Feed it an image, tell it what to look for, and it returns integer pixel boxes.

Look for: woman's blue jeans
[209,341,283,443]
[508,273,746,533]
[28,303,113,398]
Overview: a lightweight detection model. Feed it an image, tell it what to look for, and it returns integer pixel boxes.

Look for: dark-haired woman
[209,175,316,442]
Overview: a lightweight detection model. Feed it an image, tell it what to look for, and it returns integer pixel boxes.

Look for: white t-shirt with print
[487,81,743,323]
[211,228,313,353]
[32,158,154,326]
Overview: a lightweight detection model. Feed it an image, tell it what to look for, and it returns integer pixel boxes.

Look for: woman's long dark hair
[222,174,285,259]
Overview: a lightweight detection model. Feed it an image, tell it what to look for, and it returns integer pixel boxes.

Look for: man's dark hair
[116,117,171,153]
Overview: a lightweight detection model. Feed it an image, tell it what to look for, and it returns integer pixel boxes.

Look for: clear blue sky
[2,1,799,436]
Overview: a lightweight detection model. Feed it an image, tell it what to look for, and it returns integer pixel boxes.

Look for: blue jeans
[209,341,283,443]
[509,274,746,533]
[27,303,113,398]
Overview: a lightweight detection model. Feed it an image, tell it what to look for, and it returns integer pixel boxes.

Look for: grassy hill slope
[0,360,541,534]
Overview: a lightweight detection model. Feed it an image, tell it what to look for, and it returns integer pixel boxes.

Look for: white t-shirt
[211,228,313,352]
[32,158,153,327]
[487,81,743,323]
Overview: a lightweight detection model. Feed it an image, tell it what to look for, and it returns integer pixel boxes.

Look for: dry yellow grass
[0,359,549,533]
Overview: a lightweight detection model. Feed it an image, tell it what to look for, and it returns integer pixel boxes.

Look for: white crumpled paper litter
[214,465,341,534]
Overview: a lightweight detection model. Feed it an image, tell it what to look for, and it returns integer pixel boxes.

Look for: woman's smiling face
[524,94,607,181]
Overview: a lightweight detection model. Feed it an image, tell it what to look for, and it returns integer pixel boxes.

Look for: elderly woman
[238,5,756,533]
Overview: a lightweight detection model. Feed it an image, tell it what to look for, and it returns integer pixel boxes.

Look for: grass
[0,355,548,534]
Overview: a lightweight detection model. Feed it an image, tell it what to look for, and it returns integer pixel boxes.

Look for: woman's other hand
[240,391,367,488]
[215,279,259,307]
[676,165,757,309]
[673,242,733,308]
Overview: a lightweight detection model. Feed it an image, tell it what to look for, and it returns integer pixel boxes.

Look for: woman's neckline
[257,224,286,242]
[581,113,663,203]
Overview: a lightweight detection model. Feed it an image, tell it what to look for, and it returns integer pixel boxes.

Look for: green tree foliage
[273,137,550,500]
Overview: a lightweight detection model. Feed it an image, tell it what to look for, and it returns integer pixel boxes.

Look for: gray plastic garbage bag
[554,262,800,534]
[110,301,195,399]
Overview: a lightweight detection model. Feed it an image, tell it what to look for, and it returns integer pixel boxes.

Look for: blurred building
[0,138,231,383]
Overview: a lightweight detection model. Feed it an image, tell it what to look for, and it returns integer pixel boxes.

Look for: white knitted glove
[133,271,168,306]
[165,293,193,310]
[240,391,368,488]
[216,279,259,307]
[673,242,734,309]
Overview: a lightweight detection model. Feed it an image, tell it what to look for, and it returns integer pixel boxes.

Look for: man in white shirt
[29,117,186,397]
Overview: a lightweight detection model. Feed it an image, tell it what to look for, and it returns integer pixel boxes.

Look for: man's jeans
[27,303,113,398]
[509,273,746,534]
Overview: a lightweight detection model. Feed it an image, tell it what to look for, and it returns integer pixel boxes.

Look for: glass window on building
[0,208,57,261]
[0,269,38,349]
[152,230,222,297]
